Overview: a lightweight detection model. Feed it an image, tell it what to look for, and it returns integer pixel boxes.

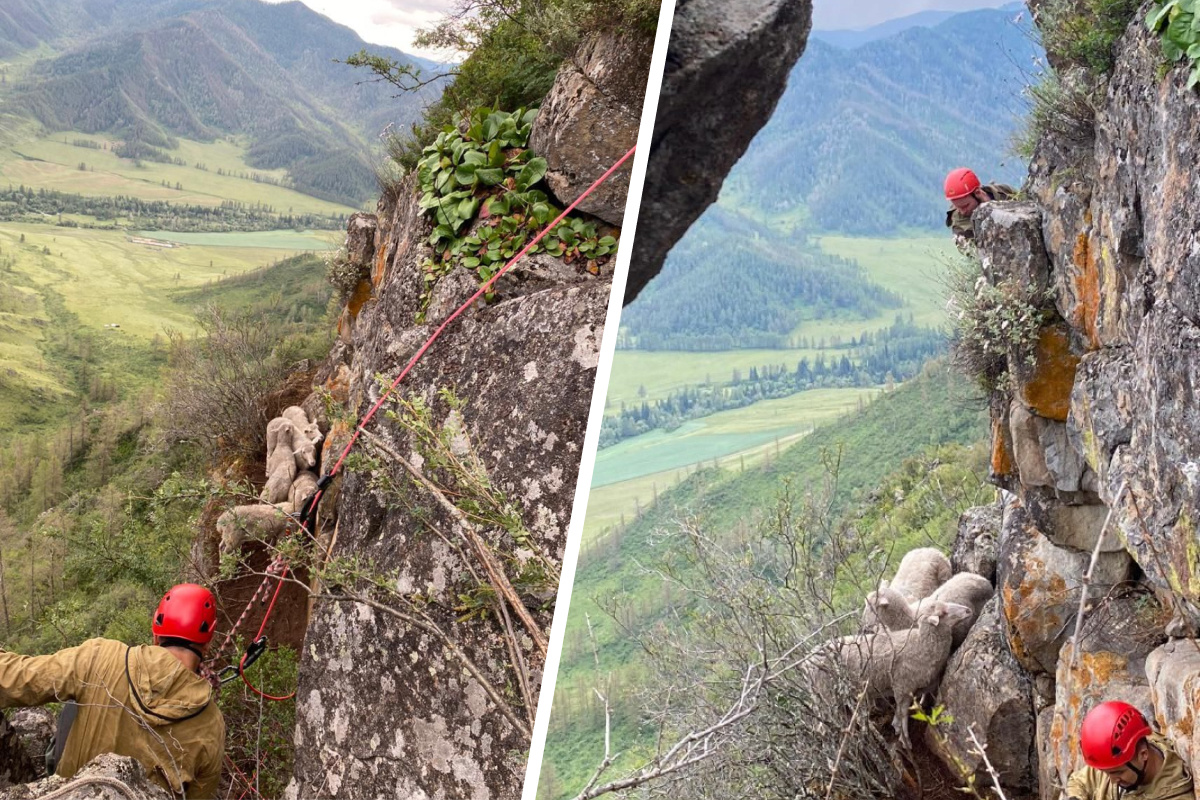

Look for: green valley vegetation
[601,316,941,446]
[541,364,991,797]
[620,206,908,350]
[0,185,347,232]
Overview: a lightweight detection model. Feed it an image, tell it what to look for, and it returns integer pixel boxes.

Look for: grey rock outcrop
[1147,640,1200,781]
[286,30,639,799]
[530,32,653,226]
[5,710,52,783]
[931,597,1037,798]
[0,754,172,800]
[626,0,814,302]
[962,5,1200,797]
[0,714,38,789]
[951,504,1001,582]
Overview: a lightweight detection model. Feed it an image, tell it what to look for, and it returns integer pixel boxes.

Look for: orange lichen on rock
[1020,326,1080,421]
[991,417,1014,477]
[372,239,390,289]
[346,278,374,322]
[1072,232,1102,349]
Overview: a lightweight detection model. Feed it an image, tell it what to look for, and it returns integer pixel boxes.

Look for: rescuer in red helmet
[944,167,1016,246]
[0,583,225,797]
[1065,701,1194,799]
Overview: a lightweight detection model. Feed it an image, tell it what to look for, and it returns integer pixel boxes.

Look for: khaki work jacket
[0,638,225,798]
[1066,735,1195,800]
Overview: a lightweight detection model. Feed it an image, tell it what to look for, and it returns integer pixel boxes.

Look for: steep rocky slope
[925,3,1200,796]
[278,33,648,800]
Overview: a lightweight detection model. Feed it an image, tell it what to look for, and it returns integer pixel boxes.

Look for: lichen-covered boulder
[975,201,1052,298]
[951,504,1001,583]
[930,597,1037,798]
[998,498,1131,675]
[345,213,378,273]
[627,0,813,301]
[1146,639,1200,781]
[0,754,172,799]
[5,709,52,782]
[0,713,39,789]
[529,32,652,226]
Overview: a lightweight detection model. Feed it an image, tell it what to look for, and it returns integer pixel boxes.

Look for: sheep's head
[919,601,972,629]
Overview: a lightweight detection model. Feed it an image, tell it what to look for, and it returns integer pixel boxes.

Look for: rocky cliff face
[931,4,1200,797]
[282,32,649,800]
[624,0,814,302]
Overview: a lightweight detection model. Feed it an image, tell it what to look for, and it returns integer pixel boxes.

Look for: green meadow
[0,132,361,216]
[0,223,331,338]
[589,234,957,548]
[604,235,956,413]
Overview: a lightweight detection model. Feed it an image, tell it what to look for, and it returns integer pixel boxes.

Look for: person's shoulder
[988,183,1018,199]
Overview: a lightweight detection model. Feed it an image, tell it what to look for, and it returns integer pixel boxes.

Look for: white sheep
[862,547,951,629]
[867,573,994,649]
[833,600,971,749]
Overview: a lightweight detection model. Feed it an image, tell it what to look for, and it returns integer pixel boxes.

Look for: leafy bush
[415,108,616,311]
[1146,0,1200,87]
[945,254,1054,392]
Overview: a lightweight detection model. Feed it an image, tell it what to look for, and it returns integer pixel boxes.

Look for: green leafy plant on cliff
[1146,0,1200,88]
[945,254,1054,392]
[415,107,616,316]
[1039,0,1142,74]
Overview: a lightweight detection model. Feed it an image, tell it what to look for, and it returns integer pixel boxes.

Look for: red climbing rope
[221,144,638,700]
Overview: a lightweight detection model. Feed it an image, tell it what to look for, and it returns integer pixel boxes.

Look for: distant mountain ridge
[719,5,1040,235]
[811,3,1024,48]
[2,0,446,205]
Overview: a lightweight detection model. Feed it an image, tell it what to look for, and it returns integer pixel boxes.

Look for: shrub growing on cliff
[1012,68,1101,159]
[164,305,301,462]
[945,254,1054,392]
[415,107,616,313]
[1038,0,1141,74]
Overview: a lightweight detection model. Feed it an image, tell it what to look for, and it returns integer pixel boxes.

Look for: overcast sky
[270,0,1017,58]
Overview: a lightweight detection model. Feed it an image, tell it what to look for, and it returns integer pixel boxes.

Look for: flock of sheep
[817,547,994,749]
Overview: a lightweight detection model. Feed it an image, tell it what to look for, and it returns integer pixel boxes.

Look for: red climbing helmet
[944,167,982,200]
[1079,701,1153,770]
[152,583,218,645]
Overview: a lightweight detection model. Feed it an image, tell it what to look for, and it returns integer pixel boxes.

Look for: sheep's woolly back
[890,547,951,602]
[928,572,993,648]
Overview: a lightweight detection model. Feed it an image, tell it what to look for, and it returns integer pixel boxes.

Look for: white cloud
[812,0,1014,31]
[265,0,458,59]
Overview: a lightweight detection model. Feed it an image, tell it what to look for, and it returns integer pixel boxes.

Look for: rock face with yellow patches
[998,499,1131,676]
[931,596,1037,795]
[1017,326,1079,423]
[945,7,1200,798]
